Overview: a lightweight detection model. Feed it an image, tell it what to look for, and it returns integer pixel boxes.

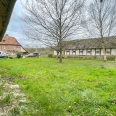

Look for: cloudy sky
[5,0,90,48]
[6,0,38,47]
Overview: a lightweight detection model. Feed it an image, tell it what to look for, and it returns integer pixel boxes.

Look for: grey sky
[6,0,36,47]
[5,0,91,47]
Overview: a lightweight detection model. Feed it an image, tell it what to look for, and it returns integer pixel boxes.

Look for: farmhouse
[0,34,27,55]
[54,37,116,57]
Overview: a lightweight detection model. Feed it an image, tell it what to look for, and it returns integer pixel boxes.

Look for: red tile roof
[0,34,20,45]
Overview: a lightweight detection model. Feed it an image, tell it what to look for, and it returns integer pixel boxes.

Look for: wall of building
[0,44,23,55]
[54,51,57,55]
[111,49,116,55]
[91,49,95,55]
[54,48,116,56]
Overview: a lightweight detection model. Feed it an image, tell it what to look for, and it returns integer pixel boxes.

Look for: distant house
[33,49,40,56]
[0,34,27,55]
[54,37,116,57]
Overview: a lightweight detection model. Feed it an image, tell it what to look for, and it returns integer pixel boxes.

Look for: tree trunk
[56,51,59,60]
[102,42,107,61]
[59,49,62,63]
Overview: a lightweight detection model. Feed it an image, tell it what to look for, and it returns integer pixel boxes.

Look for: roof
[64,37,116,50]
[0,34,20,45]
[33,49,39,54]
[0,0,17,41]
[0,34,28,53]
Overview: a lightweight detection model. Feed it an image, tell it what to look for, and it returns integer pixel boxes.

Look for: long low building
[54,37,116,56]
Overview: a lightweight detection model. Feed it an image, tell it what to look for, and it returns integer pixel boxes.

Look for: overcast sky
[6,0,42,47]
[5,0,90,48]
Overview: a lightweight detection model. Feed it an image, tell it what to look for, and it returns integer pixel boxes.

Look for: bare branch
[21,0,85,62]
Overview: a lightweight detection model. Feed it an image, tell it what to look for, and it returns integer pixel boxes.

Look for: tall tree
[21,0,85,62]
[83,0,116,61]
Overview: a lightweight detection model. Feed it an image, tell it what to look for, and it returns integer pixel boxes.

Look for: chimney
[5,34,9,39]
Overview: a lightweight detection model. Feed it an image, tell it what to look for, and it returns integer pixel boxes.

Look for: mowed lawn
[0,58,116,116]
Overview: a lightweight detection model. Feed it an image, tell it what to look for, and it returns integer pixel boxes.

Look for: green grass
[0,58,116,116]
[0,94,11,107]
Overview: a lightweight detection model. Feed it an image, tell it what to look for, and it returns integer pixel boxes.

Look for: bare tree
[83,0,116,61]
[21,0,85,62]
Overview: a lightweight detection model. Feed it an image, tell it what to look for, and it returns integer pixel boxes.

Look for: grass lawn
[0,58,116,116]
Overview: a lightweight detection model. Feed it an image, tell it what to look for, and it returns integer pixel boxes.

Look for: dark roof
[0,0,16,41]
[65,37,116,50]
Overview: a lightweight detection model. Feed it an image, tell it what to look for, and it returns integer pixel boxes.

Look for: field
[0,58,116,116]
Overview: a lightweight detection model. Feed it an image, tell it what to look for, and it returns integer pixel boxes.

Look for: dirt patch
[0,75,30,116]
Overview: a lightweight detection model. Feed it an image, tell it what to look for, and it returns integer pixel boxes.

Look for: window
[87,49,91,53]
[96,51,100,53]
[106,49,110,54]
[73,50,76,53]
[106,51,110,53]
[96,49,100,53]
[3,40,5,43]
[79,50,83,53]
[3,46,5,49]
[67,50,69,52]
[87,51,91,53]
[14,46,16,50]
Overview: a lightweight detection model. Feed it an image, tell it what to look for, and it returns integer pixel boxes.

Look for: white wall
[83,50,86,55]
[54,48,116,56]
[106,49,110,56]
[100,49,103,55]
[71,50,76,55]
[66,51,70,55]
[65,51,67,55]
[111,49,116,55]
[76,50,79,55]
[54,51,57,55]
[91,49,95,55]
[70,50,72,55]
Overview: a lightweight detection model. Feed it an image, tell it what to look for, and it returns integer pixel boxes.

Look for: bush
[48,54,53,58]
[107,55,115,61]
[52,55,56,58]
[8,56,13,59]
[17,53,22,58]
[65,55,100,59]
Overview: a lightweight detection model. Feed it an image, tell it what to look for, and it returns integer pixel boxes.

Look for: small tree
[21,0,86,62]
[83,0,116,61]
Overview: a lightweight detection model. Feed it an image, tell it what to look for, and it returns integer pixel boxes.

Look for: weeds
[0,94,11,107]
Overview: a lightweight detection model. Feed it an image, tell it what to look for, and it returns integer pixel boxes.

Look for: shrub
[65,55,101,60]
[52,55,56,58]
[107,55,115,61]
[17,53,22,58]
[9,56,13,59]
[48,54,53,58]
